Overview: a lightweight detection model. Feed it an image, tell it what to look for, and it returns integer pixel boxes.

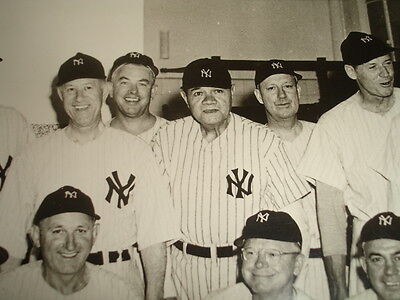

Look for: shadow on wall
[49,76,69,128]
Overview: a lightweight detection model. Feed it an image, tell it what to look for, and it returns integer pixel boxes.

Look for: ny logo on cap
[256,212,269,223]
[73,58,84,66]
[361,36,373,43]
[201,69,212,78]
[271,62,283,69]
[129,52,141,58]
[65,191,77,199]
[378,214,392,226]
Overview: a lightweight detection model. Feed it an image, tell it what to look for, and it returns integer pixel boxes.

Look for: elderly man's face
[111,64,155,119]
[181,87,232,131]
[58,78,106,129]
[32,212,97,276]
[241,238,303,297]
[362,239,400,300]
[255,74,300,122]
[347,54,394,99]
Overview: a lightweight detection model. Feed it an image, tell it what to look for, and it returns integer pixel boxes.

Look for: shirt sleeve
[0,152,36,259]
[134,148,180,251]
[298,116,347,191]
[265,140,311,209]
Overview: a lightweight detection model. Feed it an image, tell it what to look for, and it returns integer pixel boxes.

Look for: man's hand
[141,242,167,300]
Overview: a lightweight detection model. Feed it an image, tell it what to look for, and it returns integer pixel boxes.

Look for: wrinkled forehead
[39,212,95,229]
[363,238,400,256]
[112,63,155,81]
[61,78,104,88]
[260,73,297,87]
[244,238,300,251]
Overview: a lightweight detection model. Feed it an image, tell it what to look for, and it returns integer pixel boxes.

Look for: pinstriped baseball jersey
[299,88,400,221]
[152,113,310,299]
[0,105,33,192]
[0,126,178,281]
[278,120,329,300]
[374,114,400,215]
[0,261,141,300]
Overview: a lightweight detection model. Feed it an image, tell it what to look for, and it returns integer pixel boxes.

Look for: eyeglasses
[241,247,300,264]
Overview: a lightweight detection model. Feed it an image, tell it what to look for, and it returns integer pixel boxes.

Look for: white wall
[0,0,144,124]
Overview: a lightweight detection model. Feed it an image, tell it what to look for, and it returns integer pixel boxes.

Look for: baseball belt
[87,249,131,265]
[309,248,323,258]
[173,240,238,258]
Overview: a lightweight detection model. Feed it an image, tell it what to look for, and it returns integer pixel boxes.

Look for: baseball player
[108,52,167,144]
[348,212,400,300]
[0,185,140,300]
[0,53,178,300]
[254,59,329,300]
[299,31,400,299]
[205,210,312,300]
[151,58,310,300]
[108,52,174,298]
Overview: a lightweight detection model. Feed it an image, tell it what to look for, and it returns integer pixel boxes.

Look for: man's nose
[65,232,77,251]
[255,253,269,268]
[384,259,399,276]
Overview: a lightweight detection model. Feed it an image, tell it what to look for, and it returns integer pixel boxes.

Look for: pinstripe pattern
[152,113,310,299]
[279,120,329,300]
[0,126,178,287]
[377,114,400,215]
[299,88,400,296]
[0,105,33,192]
[299,88,400,221]
[0,261,141,299]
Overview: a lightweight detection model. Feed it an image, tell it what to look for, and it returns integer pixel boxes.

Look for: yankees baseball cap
[182,58,231,90]
[341,32,396,65]
[234,210,302,248]
[56,52,106,86]
[359,212,400,244]
[255,59,302,86]
[33,186,100,225]
[109,51,159,79]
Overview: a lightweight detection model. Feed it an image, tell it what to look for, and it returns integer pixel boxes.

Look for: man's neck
[200,116,230,143]
[42,263,89,295]
[359,90,395,114]
[267,116,302,142]
[252,287,294,300]
[65,121,104,145]
[111,112,156,136]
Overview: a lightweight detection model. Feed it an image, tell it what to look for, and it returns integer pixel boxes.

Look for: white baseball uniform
[152,113,310,300]
[0,105,33,192]
[204,282,313,300]
[0,261,141,300]
[299,88,400,295]
[274,120,329,300]
[0,126,179,291]
[373,113,400,214]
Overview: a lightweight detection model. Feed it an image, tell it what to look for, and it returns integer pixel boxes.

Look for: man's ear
[92,223,99,244]
[254,88,264,105]
[102,81,111,102]
[296,84,301,98]
[293,253,305,276]
[344,65,357,80]
[57,87,64,102]
[29,225,41,248]
[180,89,188,105]
[150,84,158,100]
[360,256,367,275]
[230,84,235,96]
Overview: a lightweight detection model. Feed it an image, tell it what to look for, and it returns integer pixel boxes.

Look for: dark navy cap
[57,52,106,86]
[359,212,400,244]
[182,58,231,90]
[341,32,396,65]
[255,59,302,86]
[234,210,302,247]
[33,186,100,225]
[109,52,159,79]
